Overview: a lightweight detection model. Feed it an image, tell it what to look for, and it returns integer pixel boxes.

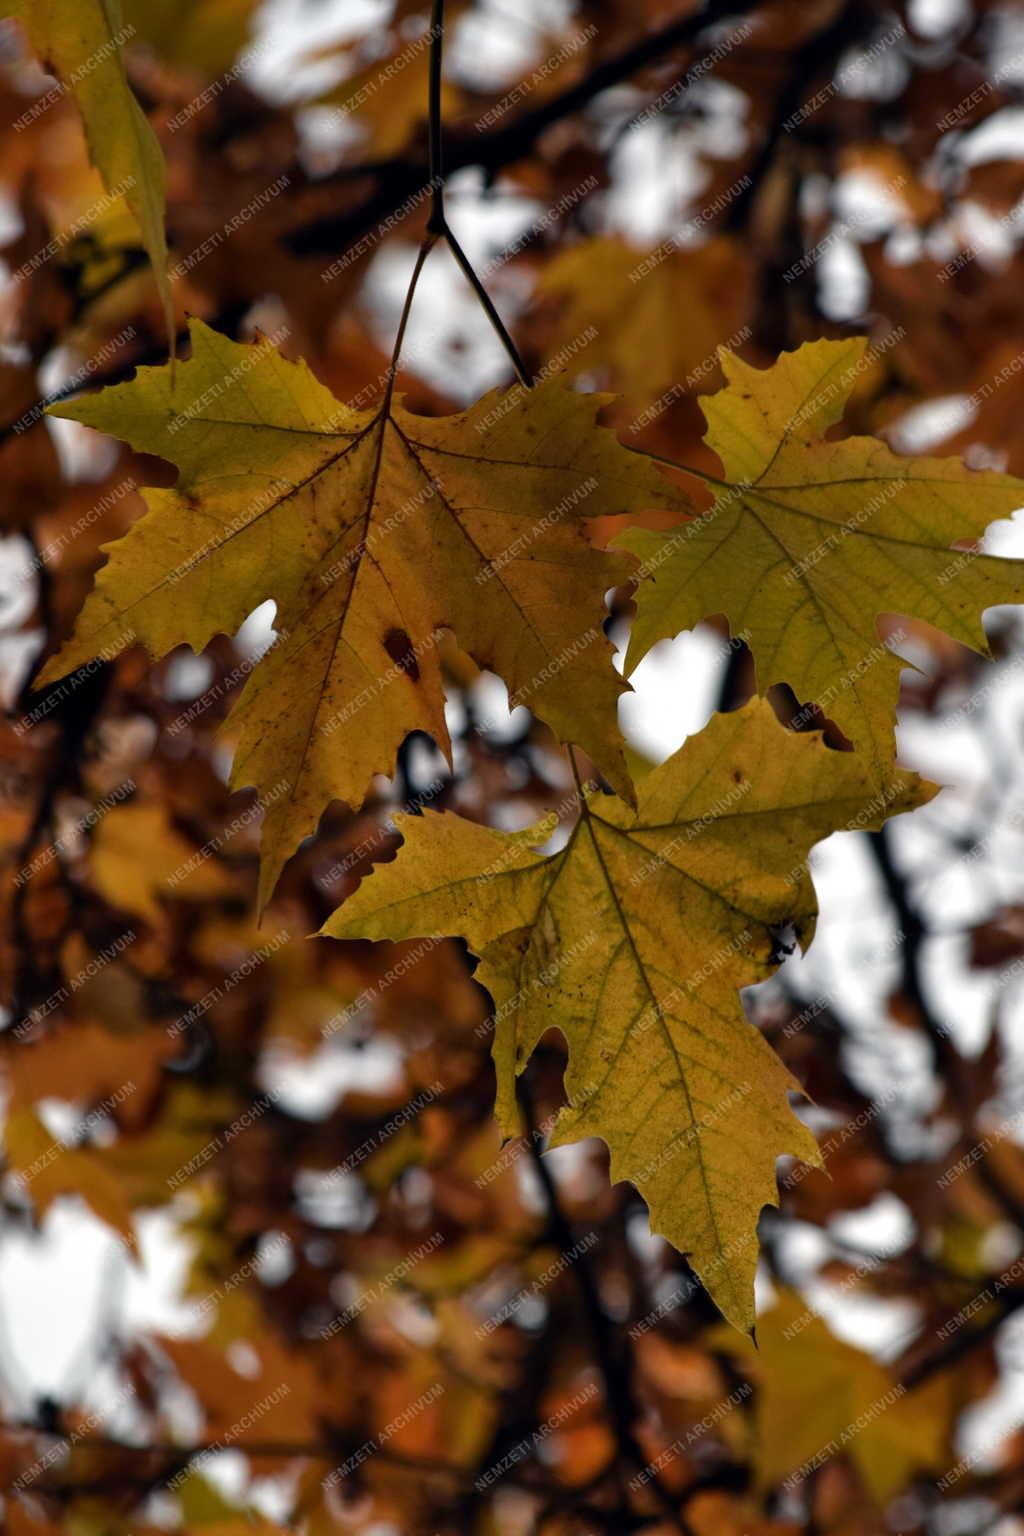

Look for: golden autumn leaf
[535,235,754,403]
[317,44,462,158]
[90,801,237,922]
[38,318,689,906]
[157,1326,325,1452]
[122,0,258,80]
[715,1293,951,1502]
[5,1017,173,1128]
[97,1080,246,1209]
[619,338,1024,782]
[6,0,173,340]
[4,1106,137,1248]
[323,698,931,1329]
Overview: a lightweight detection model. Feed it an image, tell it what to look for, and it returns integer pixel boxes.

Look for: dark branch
[289,0,768,257]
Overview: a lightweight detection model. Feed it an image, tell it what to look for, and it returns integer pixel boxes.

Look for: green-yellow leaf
[7,0,173,341]
[122,0,258,80]
[317,44,462,158]
[714,1293,951,1501]
[619,338,1024,781]
[322,697,932,1329]
[39,318,689,907]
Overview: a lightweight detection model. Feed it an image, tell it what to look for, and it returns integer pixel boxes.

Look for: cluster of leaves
[2,1,1024,1534]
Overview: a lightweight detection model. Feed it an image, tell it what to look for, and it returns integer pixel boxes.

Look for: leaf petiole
[387,0,535,395]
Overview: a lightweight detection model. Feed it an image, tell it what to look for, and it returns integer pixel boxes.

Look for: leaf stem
[384,233,438,412]
[443,221,534,388]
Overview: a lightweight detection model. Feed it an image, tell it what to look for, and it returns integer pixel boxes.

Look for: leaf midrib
[575,797,728,1268]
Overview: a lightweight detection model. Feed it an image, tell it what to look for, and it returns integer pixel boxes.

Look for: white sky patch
[604,122,707,245]
[955,107,1024,166]
[768,824,940,1131]
[366,234,521,401]
[818,235,870,321]
[260,1036,406,1121]
[235,598,279,659]
[833,168,912,239]
[0,1202,123,1408]
[831,1192,916,1258]
[471,671,531,747]
[908,0,972,39]
[925,929,1010,1055]
[836,36,909,100]
[193,1449,250,1504]
[123,1207,208,1336]
[616,626,723,764]
[0,628,43,709]
[246,0,393,103]
[815,1284,922,1358]
[41,409,120,484]
[886,223,925,264]
[686,78,751,161]
[296,104,364,167]
[451,173,550,268]
[888,395,976,453]
[954,200,1024,268]
[981,511,1024,566]
[0,188,25,248]
[0,534,38,633]
[448,0,575,91]
[954,1310,1024,1475]
[163,651,216,702]
[989,9,1024,84]
[293,1165,374,1229]
[249,1464,306,1522]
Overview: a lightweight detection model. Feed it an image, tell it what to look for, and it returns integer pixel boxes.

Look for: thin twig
[428,0,445,219]
[424,0,534,388]
[290,0,768,258]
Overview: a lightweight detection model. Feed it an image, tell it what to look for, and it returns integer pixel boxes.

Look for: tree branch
[289,0,768,258]
[517,1074,696,1534]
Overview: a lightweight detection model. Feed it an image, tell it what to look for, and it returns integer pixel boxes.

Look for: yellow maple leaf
[7,0,173,341]
[322,698,932,1329]
[318,44,462,158]
[619,338,1024,781]
[39,319,689,907]
[535,235,754,403]
[4,1106,137,1249]
[715,1292,951,1502]
[90,802,237,923]
[122,0,257,80]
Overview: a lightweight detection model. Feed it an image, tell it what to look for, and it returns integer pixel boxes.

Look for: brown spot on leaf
[384,628,419,681]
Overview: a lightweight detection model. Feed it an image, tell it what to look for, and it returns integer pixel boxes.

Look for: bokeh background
[3,0,1024,1532]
